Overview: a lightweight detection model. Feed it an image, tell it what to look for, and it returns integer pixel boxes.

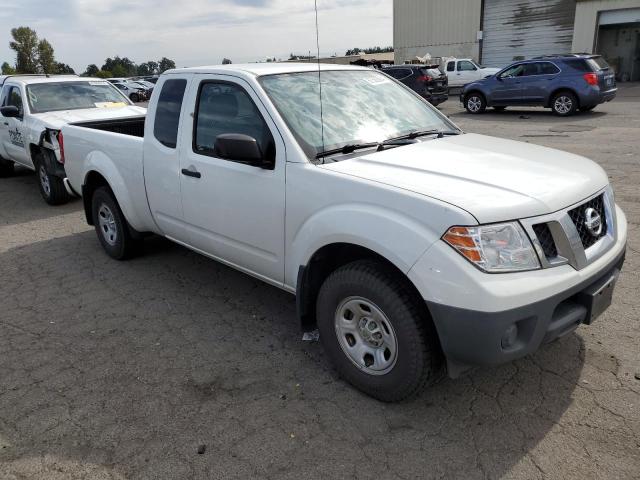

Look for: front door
[492,64,525,104]
[179,77,286,284]
[455,60,479,86]
[0,85,30,166]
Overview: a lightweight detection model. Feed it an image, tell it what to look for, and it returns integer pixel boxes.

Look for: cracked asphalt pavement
[1,86,639,479]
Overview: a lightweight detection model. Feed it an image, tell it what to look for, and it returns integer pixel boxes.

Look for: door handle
[181,168,201,179]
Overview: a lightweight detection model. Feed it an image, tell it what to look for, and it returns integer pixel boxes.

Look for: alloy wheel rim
[39,165,51,197]
[468,96,481,112]
[555,96,572,114]
[334,296,398,375]
[98,204,118,246]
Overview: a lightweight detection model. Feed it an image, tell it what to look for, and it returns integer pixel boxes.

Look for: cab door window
[193,81,275,165]
[457,61,477,71]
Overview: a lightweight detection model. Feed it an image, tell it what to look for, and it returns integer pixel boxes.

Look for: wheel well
[297,243,429,332]
[29,144,41,163]
[464,90,485,102]
[547,88,579,108]
[82,171,110,225]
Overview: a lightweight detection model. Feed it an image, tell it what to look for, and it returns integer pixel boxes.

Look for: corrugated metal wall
[394,0,482,64]
[481,0,577,67]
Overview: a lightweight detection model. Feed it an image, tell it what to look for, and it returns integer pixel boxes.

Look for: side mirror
[0,105,20,118]
[214,133,273,169]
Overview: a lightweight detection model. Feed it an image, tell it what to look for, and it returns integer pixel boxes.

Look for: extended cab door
[178,76,286,284]
[142,75,192,240]
[0,84,31,166]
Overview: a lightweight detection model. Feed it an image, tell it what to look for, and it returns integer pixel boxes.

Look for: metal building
[394,0,640,80]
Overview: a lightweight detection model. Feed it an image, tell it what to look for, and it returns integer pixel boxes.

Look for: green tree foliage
[222,58,232,65]
[137,61,158,76]
[9,26,39,73]
[37,38,56,74]
[94,70,112,79]
[102,56,137,77]
[1,62,16,74]
[83,64,99,76]
[158,57,176,73]
[345,46,393,56]
[55,62,75,74]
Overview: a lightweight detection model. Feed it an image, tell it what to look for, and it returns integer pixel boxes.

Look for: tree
[83,64,99,77]
[102,57,137,77]
[222,58,232,65]
[37,38,56,74]
[9,26,39,73]
[55,62,75,74]
[95,70,112,79]
[137,61,158,76]
[1,62,16,74]
[158,57,176,73]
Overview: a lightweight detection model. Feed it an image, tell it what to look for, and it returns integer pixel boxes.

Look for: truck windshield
[259,70,458,159]
[26,81,129,113]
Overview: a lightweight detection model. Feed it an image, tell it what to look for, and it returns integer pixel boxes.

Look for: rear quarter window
[564,59,593,72]
[154,79,187,149]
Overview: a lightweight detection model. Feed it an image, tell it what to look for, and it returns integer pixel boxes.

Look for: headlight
[442,222,540,273]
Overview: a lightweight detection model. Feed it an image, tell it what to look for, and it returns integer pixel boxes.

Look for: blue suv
[461,54,617,116]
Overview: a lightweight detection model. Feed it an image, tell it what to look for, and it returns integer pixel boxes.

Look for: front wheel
[0,158,14,178]
[464,93,486,114]
[91,187,141,260]
[316,260,442,402]
[551,91,578,116]
[35,154,69,205]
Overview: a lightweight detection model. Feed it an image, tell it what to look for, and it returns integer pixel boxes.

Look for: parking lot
[1,85,639,479]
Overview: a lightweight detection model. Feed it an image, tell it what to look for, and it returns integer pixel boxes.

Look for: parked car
[444,58,500,87]
[461,54,617,116]
[112,82,147,103]
[61,64,626,402]
[382,64,448,106]
[0,75,145,204]
[130,80,154,97]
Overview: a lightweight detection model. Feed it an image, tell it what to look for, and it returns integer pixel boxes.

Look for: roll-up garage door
[481,0,577,68]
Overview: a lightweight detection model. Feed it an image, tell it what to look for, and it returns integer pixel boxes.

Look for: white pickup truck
[62,64,627,401]
[444,58,500,87]
[0,75,145,204]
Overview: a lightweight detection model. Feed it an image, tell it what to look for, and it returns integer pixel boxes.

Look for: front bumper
[408,203,628,377]
[427,248,625,377]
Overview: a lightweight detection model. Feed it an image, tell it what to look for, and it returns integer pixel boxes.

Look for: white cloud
[0,0,392,72]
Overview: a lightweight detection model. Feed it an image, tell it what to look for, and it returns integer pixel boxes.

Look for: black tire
[464,92,486,114]
[91,186,142,260]
[316,260,442,402]
[581,105,596,112]
[35,152,69,205]
[0,158,14,178]
[551,91,578,116]
[130,93,140,103]
[493,106,507,111]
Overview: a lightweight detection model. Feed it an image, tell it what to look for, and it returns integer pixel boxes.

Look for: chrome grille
[567,194,607,249]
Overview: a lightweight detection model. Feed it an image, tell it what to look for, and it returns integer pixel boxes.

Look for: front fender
[286,202,443,287]
[83,152,150,232]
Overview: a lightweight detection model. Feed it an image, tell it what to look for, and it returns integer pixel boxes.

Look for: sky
[0,0,392,73]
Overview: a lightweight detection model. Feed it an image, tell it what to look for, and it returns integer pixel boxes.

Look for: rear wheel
[130,93,140,103]
[464,93,486,114]
[35,152,69,205]
[91,186,142,260]
[316,260,442,402]
[551,91,578,116]
[0,158,14,177]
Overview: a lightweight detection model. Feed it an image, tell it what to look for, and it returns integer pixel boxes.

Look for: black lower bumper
[427,248,626,377]
[424,91,448,106]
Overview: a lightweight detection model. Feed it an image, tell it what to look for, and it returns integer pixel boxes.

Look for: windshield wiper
[315,129,462,160]
[315,142,379,159]
[383,129,461,144]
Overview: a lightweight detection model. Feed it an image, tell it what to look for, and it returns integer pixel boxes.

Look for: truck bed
[71,116,145,137]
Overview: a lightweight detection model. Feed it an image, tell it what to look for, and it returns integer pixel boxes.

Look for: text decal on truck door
[8,128,24,147]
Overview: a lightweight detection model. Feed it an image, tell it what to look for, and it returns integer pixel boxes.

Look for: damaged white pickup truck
[0,75,145,204]
[61,64,627,401]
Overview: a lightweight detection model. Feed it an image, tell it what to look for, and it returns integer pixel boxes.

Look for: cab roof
[163,62,370,77]
[0,75,104,86]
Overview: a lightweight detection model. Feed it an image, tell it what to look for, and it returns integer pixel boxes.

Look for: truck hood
[321,133,608,224]
[32,105,146,129]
